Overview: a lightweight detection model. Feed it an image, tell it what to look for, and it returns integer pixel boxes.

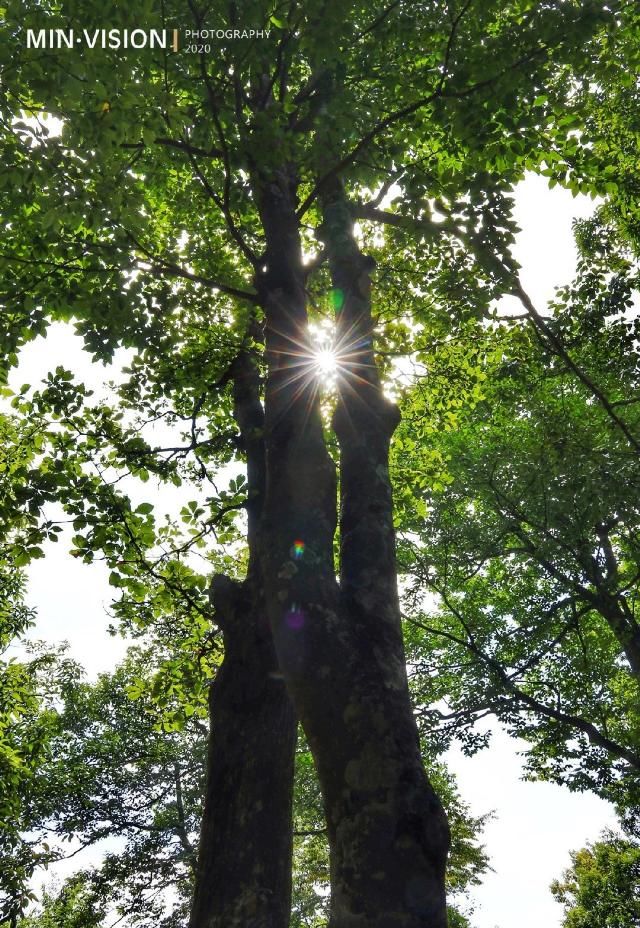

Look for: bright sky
[10,173,619,926]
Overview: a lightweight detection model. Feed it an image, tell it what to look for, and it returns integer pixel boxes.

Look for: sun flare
[314,347,338,378]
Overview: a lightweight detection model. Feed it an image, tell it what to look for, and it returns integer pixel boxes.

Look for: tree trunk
[595,592,640,680]
[189,577,296,928]
[189,345,297,928]
[255,168,450,928]
[577,536,640,680]
[322,179,450,926]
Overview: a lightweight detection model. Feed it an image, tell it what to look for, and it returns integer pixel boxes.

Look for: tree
[18,874,107,928]
[384,8,640,828]
[0,408,69,925]
[0,571,45,926]
[392,201,640,816]
[551,829,640,928]
[9,646,489,928]
[0,0,630,924]
[15,647,203,928]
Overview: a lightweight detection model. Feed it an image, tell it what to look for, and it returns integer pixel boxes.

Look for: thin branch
[156,260,258,303]
[438,0,475,96]
[125,231,258,303]
[512,281,640,453]
[407,611,640,771]
[355,0,402,39]
[351,203,456,238]
[296,89,439,218]
[120,137,224,159]
[297,46,546,218]
[185,142,258,267]
[173,762,195,860]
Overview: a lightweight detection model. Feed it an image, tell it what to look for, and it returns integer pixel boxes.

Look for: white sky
[9,174,619,926]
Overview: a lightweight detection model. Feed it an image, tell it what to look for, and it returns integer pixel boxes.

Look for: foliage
[5,646,204,927]
[395,230,640,811]
[0,416,60,920]
[551,829,640,928]
[0,639,75,924]
[17,874,107,928]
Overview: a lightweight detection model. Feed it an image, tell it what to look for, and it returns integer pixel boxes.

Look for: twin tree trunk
[190,170,449,928]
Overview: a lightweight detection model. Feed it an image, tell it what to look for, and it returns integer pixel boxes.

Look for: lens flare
[292,539,305,559]
[331,288,345,312]
[286,606,305,630]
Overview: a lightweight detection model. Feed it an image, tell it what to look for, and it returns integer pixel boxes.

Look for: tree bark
[595,592,640,681]
[189,345,297,928]
[575,534,640,681]
[321,179,450,926]
[254,167,450,928]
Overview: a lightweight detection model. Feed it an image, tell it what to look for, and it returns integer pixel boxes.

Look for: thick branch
[229,322,266,572]
[173,762,195,861]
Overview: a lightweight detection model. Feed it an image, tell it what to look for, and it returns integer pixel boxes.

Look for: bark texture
[320,179,450,926]
[253,167,450,928]
[189,346,297,928]
[189,576,296,928]
[596,592,640,680]
[576,533,640,679]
